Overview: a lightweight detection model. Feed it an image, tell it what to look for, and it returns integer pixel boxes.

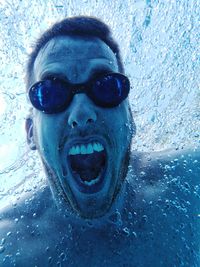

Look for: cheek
[104,107,131,149]
[34,116,60,159]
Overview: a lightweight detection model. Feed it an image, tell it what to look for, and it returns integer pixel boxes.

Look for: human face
[31,36,133,218]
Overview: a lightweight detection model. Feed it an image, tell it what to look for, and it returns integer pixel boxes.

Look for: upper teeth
[68,142,104,155]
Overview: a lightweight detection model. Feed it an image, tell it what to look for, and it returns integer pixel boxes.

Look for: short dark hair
[26,16,124,89]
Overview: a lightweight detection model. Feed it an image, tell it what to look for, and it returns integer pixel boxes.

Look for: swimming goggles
[28,72,130,114]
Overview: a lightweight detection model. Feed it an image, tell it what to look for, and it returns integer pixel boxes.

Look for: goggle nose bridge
[71,84,90,96]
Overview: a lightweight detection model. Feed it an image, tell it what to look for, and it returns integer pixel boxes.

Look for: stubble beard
[38,137,131,220]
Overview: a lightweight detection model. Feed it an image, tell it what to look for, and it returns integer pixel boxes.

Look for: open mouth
[67,141,107,193]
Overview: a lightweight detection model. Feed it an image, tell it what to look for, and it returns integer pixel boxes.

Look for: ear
[25,117,37,150]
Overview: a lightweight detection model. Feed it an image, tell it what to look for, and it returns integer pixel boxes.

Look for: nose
[68,94,97,128]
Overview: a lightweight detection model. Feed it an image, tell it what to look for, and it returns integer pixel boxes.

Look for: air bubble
[6,232,12,237]
[48,257,53,263]
[142,215,148,223]
[108,211,122,226]
[0,246,5,253]
[86,220,93,227]
[81,225,86,232]
[132,232,137,238]
[140,171,146,177]
[60,252,67,261]
[122,227,130,237]
[1,238,5,245]
[128,212,133,220]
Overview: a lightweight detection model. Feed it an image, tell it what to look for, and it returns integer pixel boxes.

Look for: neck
[54,180,129,231]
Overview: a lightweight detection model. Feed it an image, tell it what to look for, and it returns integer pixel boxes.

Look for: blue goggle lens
[28,73,130,114]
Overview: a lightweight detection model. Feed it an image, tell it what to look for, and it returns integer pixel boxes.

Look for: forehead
[33,36,118,82]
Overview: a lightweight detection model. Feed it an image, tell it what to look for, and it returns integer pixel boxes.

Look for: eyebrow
[89,66,114,77]
[40,71,70,82]
[40,67,114,84]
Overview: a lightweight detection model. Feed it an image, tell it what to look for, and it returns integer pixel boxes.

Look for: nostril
[72,121,78,128]
[70,118,94,128]
[87,118,94,124]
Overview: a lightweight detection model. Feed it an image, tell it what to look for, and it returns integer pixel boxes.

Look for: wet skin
[0,36,200,267]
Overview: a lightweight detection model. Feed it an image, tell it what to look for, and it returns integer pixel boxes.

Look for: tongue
[69,151,106,182]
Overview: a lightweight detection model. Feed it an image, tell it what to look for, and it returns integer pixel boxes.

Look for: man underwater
[0,16,199,267]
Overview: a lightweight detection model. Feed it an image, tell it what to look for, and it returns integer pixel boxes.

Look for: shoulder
[0,186,60,266]
[0,185,54,237]
[129,147,200,212]
[130,146,200,182]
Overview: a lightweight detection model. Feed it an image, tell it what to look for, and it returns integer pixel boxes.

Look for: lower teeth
[83,175,100,186]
